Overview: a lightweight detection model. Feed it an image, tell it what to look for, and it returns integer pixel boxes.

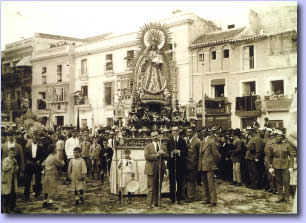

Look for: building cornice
[190,30,296,50]
[32,82,69,89]
[74,41,137,57]
[167,19,194,28]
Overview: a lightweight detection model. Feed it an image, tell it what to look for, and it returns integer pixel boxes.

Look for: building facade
[74,11,219,128]
[190,6,297,129]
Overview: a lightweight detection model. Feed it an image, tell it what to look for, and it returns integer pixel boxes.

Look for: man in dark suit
[144,131,168,208]
[23,133,46,201]
[185,128,200,202]
[166,126,187,205]
[198,130,221,207]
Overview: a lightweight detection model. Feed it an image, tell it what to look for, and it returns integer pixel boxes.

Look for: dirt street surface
[13,176,294,214]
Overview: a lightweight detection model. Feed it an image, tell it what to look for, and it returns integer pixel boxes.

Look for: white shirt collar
[8,141,15,149]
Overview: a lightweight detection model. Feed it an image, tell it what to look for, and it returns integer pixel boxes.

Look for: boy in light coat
[68,147,87,206]
[1,148,19,213]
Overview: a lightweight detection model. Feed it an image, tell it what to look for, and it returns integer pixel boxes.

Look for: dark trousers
[202,170,217,204]
[82,157,91,175]
[169,170,185,202]
[246,160,257,187]
[24,165,42,198]
[255,160,266,188]
[186,169,197,200]
[275,169,290,201]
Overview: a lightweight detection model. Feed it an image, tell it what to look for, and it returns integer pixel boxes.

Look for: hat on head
[172,126,179,131]
[265,128,272,132]
[187,128,193,132]
[258,128,265,132]
[123,148,131,154]
[162,127,170,132]
[131,126,137,132]
[73,147,81,152]
[246,126,253,130]
[6,129,16,136]
[151,131,159,137]
[8,147,16,153]
[274,129,285,135]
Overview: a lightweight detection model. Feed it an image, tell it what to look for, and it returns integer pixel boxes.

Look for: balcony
[75,96,91,111]
[205,97,231,115]
[264,95,292,112]
[235,95,262,117]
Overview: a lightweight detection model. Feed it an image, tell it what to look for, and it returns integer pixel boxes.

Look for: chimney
[228,24,235,29]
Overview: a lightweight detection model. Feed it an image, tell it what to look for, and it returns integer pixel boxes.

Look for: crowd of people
[1,123,297,213]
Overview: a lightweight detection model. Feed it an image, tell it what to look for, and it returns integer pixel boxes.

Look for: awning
[211,79,225,86]
[16,56,32,67]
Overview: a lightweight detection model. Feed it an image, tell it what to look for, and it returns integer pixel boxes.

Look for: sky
[0,1,297,51]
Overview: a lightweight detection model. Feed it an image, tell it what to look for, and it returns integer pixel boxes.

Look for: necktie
[156,143,160,152]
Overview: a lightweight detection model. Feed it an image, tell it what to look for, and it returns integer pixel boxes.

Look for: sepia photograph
[1,0,298,215]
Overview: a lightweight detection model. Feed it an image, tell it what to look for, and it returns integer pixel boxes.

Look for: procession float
[110,23,191,195]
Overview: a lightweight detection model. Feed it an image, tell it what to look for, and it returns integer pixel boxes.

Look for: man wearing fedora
[267,129,294,203]
[144,131,168,208]
[198,129,221,207]
[166,126,187,205]
[185,128,200,203]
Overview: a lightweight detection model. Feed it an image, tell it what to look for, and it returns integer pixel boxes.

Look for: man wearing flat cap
[198,128,220,207]
[166,126,188,205]
[144,131,168,208]
[266,129,294,203]
[1,130,25,186]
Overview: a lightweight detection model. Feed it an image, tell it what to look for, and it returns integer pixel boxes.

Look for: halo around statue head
[137,23,172,51]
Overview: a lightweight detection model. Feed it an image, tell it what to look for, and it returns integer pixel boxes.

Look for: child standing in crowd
[41,144,65,208]
[118,148,136,204]
[90,137,101,180]
[1,148,19,213]
[68,147,87,206]
[80,136,92,176]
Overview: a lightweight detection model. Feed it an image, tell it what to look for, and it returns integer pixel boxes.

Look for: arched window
[221,45,230,71]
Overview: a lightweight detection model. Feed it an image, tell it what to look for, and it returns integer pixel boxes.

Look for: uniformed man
[245,127,258,189]
[267,129,294,203]
[254,128,266,189]
[264,128,276,193]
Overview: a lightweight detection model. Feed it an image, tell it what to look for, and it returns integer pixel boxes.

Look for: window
[126,50,134,67]
[106,118,113,127]
[81,59,87,75]
[38,92,46,110]
[81,85,88,97]
[57,65,62,82]
[271,80,284,95]
[42,67,47,84]
[199,52,204,61]
[104,82,112,105]
[118,75,130,99]
[242,81,256,96]
[105,54,113,71]
[243,45,254,69]
[55,87,64,102]
[211,51,216,60]
[269,120,284,129]
[223,49,229,58]
[215,85,225,98]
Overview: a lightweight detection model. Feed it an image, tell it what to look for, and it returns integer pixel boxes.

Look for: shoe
[185,199,194,203]
[202,201,210,205]
[230,182,237,185]
[267,188,273,193]
[74,200,80,206]
[177,200,183,205]
[235,183,242,186]
[43,201,48,208]
[170,200,175,204]
[209,203,217,207]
